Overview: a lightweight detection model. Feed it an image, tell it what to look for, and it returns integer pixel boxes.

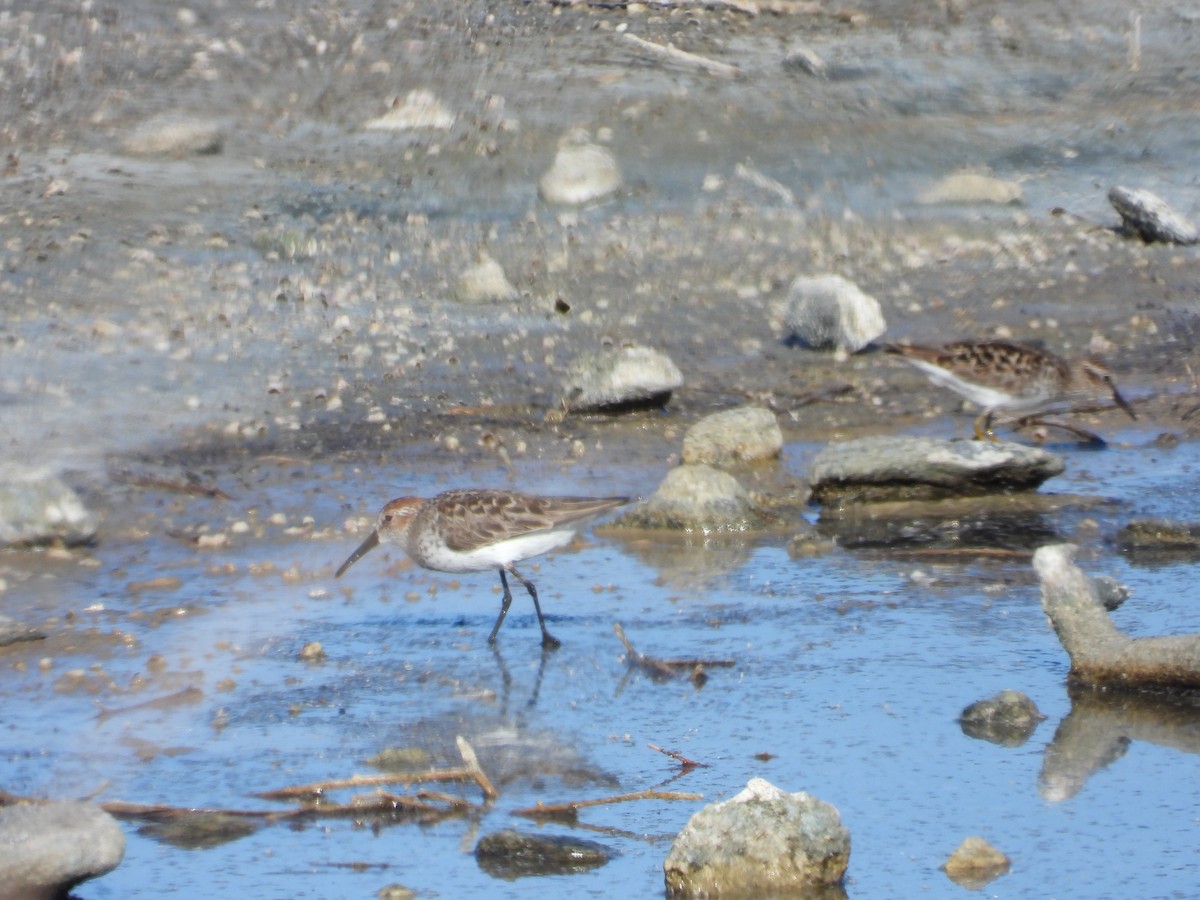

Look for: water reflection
[1039,685,1200,802]
[608,532,755,589]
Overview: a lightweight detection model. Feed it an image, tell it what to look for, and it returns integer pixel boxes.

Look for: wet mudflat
[3,0,1200,895]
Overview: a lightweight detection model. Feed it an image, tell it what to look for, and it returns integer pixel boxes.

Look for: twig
[614,623,735,681]
[117,474,233,500]
[621,33,742,78]
[255,768,478,802]
[512,788,702,820]
[455,735,499,801]
[648,743,709,768]
[102,800,303,823]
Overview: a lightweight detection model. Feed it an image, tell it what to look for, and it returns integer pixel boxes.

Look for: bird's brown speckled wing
[889,340,1067,390]
[432,490,629,553]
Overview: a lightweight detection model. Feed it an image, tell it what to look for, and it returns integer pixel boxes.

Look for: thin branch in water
[512,788,702,821]
[648,743,709,769]
[620,33,743,78]
[614,622,735,682]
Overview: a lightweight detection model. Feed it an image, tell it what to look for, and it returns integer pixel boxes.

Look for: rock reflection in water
[608,532,755,590]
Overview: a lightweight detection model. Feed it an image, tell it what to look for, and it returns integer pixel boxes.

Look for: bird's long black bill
[335,529,380,578]
[1110,384,1138,421]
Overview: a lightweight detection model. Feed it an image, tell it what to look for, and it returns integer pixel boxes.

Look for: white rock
[122,114,224,156]
[682,406,782,467]
[562,345,682,412]
[783,274,886,353]
[364,90,456,131]
[918,172,1023,205]
[455,255,518,303]
[539,135,622,206]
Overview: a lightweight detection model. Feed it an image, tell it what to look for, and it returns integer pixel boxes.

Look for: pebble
[942,836,1011,889]
[363,89,456,131]
[681,406,783,467]
[958,690,1045,747]
[918,172,1023,205]
[783,274,886,353]
[455,254,518,303]
[538,133,622,205]
[1108,186,1198,244]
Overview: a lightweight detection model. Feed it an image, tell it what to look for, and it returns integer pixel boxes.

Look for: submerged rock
[808,436,1064,505]
[959,690,1045,747]
[1117,517,1200,561]
[475,829,611,879]
[942,836,1011,889]
[0,801,125,898]
[539,133,622,206]
[0,614,46,648]
[1034,544,1200,690]
[664,778,850,897]
[138,812,259,850]
[122,113,223,155]
[0,467,97,547]
[561,345,683,413]
[617,464,765,532]
[783,274,886,353]
[363,89,456,131]
[455,254,518,304]
[681,406,782,467]
[1108,186,1199,245]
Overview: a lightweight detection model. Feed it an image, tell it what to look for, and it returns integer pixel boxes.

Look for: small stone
[475,829,611,879]
[1108,186,1199,244]
[918,172,1023,206]
[561,345,683,413]
[122,113,224,156]
[783,274,886,353]
[538,132,622,205]
[367,747,433,772]
[0,801,125,897]
[943,836,1011,889]
[378,886,416,900]
[0,615,46,648]
[0,467,97,547]
[682,407,783,467]
[782,43,827,77]
[618,464,765,532]
[959,690,1045,746]
[298,641,325,662]
[455,254,518,303]
[364,89,456,131]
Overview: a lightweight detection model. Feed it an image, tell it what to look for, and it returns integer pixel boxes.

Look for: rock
[363,89,456,131]
[782,44,827,77]
[1091,574,1130,612]
[122,113,224,156]
[682,406,782,467]
[137,812,259,849]
[538,132,622,205]
[1117,517,1200,561]
[942,836,1010,889]
[0,467,97,547]
[378,886,416,900]
[455,254,518,304]
[918,172,1023,206]
[561,345,683,413]
[663,778,850,896]
[0,801,125,898]
[1034,544,1200,690]
[959,690,1045,747]
[617,465,765,532]
[783,274,886,353]
[808,436,1064,505]
[1108,186,1199,245]
[475,829,611,879]
[0,614,46,648]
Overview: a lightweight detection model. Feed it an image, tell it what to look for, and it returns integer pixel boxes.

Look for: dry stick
[621,33,742,78]
[455,735,499,802]
[117,474,233,500]
[648,743,709,769]
[102,800,305,823]
[614,623,735,677]
[255,769,477,802]
[513,788,702,820]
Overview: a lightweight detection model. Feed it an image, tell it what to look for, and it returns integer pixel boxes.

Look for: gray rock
[0,614,46,648]
[617,464,765,532]
[664,778,850,896]
[538,133,622,206]
[1091,574,1131,611]
[959,690,1045,747]
[363,89,456,131]
[1117,517,1200,560]
[1108,186,1199,244]
[561,345,683,413]
[475,829,611,879]
[682,406,782,467]
[0,801,125,899]
[783,274,886,353]
[0,467,97,547]
[808,436,1064,504]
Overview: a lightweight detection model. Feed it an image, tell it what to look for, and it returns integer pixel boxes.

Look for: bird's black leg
[506,564,561,649]
[488,569,516,645]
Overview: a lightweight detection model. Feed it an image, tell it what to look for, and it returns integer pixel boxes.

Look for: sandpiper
[884,339,1136,440]
[335,489,631,648]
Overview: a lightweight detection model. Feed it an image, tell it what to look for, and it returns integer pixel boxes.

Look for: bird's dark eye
[382,514,393,523]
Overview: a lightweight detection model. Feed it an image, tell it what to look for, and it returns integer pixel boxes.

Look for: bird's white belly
[909,359,1030,410]
[418,527,578,573]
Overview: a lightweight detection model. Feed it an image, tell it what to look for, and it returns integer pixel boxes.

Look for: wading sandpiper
[336,489,631,648]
